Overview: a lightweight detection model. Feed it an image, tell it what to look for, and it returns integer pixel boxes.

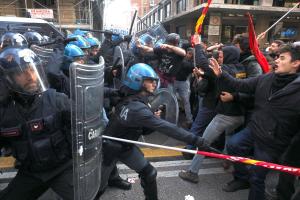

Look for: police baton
[102,135,300,176]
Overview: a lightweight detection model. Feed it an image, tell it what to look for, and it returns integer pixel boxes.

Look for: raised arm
[209,58,259,93]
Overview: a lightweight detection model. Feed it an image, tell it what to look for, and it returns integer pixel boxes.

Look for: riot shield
[70,57,105,200]
[147,22,168,45]
[112,45,126,83]
[142,88,179,145]
[30,44,53,66]
[130,23,168,55]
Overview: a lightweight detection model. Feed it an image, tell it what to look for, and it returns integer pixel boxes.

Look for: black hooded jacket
[219,72,300,157]
[215,46,247,116]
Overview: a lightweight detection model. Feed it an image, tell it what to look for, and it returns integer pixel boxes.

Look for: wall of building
[138,0,300,43]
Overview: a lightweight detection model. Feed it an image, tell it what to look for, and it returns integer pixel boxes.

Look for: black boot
[139,164,158,200]
[108,176,132,190]
[108,166,132,190]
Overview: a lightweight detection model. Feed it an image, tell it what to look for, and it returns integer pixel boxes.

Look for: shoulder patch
[120,106,129,120]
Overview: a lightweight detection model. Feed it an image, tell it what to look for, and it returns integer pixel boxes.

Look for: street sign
[27,9,54,19]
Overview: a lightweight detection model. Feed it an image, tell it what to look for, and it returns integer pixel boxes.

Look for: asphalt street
[100,158,249,200]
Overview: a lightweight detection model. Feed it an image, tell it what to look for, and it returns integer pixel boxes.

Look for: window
[176,0,187,14]
[153,13,156,24]
[158,8,163,21]
[148,16,152,26]
[164,2,171,18]
[176,25,186,38]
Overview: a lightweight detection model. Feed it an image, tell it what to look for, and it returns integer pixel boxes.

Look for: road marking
[117,159,221,170]
[0,171,17,179]
[141,146,185,158]
[120,167,226,179]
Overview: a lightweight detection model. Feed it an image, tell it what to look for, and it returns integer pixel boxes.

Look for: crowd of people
[0,26,299,200]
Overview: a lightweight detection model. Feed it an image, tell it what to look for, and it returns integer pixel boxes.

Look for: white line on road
[0,171,17,179]
[120,167,226,179]
[117,159,221,170]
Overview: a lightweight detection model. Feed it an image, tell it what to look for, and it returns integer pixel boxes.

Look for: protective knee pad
[139,163,157,184]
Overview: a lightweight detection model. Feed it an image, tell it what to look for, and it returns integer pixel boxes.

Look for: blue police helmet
[67,34,91,49]
[86,37,100,48]
[73,29,89,37]
[64,44,85,59]
[123,63,159,91]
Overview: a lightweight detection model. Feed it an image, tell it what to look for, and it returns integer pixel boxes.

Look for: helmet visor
[0,49,48,95]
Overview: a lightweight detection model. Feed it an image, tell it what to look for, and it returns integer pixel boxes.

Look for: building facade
[0,0,104,31]
[131,0,161,17]
[137,0,300,45]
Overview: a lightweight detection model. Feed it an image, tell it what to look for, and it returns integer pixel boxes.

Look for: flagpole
[264,2,300,34]
[102,135,300,176]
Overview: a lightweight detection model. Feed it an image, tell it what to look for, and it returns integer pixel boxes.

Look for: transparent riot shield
[30,44,54,66]
[130,22,168,56]
[113,46,126,83]
[70,57,105,200]
[142,88,179,145]
[147,22,168,45]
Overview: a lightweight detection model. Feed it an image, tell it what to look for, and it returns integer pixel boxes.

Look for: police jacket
[219,72,300,157]
[0,89,72,174]
[104,91,199,145]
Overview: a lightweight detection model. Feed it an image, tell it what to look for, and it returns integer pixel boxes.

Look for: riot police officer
[23,31,46,46]
[99,63,209,200]
[0,32,28,50]
[86,36,101,63]
[0,47,73,200]
[0,32,28,103]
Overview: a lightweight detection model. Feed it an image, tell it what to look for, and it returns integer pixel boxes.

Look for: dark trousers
[99,145,157,200]
[227,127,275,200]
[277,173,296,200]
[0,166,74,200]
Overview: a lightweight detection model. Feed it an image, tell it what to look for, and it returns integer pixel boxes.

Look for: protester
[209,44,300,200]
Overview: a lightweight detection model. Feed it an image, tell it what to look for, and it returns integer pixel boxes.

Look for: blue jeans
[189,114,244,173]
[186,105,216,149]
[227,127,275,200]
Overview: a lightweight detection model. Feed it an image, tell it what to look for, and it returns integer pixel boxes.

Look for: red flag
[247,12,269,73]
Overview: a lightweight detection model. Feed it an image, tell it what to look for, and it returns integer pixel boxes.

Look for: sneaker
[222,179,250,192]
[178,170,199,183]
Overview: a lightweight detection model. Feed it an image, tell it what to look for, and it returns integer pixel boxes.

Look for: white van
[0,16,64,39]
